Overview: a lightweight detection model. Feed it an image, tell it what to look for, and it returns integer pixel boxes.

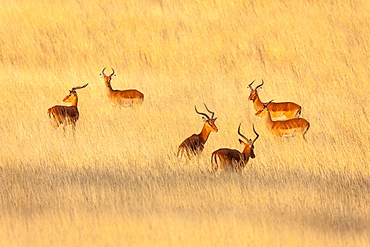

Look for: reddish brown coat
[177,105,218,160]
[256,100,310,140]
[211,124,258,172]
[101,68,144,107]
[248,80,301,120]
[47,84,88,131]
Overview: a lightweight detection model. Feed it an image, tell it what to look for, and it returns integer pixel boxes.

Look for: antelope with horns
[47,83,89,131]
[177,104,218,160]
[256,100,310,140]
[100,68,144,107]
[211,124,259,172]
[248,80,301,120]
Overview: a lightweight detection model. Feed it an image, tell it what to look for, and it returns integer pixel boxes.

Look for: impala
[248,80,301,120]
[47,83,89,131]
[211,124,259,172]
[256,100,310,140]
[100,68,144,107]
[177,104,218,160]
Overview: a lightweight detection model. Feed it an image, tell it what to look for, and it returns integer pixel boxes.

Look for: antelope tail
[210,154,219,172]
[47,109,54,119]
[177,147,186,161]
[303,122,311,141]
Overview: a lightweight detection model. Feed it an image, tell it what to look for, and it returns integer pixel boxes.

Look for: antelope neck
[242,145,251,155]
[68,98,78,107]
[199,125,211,143]
[105,85,114,94]
[253,95,265,112]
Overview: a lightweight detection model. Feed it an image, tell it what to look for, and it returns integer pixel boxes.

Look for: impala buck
[256,100,310,140]
[211,124,259,172]
[47,83,89,131]
[100,68,144,107]
[248,80,301,120]
[177,104,218,160]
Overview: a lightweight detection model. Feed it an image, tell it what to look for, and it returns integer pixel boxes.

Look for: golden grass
[0,0,369,246]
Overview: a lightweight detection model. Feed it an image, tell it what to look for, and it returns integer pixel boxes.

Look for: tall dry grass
[0,0,369,246]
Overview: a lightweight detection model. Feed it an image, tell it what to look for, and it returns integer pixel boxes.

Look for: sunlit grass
[0,0,369,246]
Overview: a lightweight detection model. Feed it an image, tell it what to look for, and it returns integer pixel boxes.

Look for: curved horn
[203,104,215,119]
[109,68,115,77]
[72,83,89,91]
[237,123,249,141]
[252,124,259,145]
[255,80,264,90]
[195,105,210,120]
[248,80,256,90]
[101,67,107,76]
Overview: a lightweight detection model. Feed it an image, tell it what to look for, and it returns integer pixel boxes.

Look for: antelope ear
[202,117,207,122]
[257,87,262,91]
[239,139,246,145]
[100,74,105,78]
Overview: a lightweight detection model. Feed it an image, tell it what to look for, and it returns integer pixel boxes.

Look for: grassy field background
[0,0,369,246]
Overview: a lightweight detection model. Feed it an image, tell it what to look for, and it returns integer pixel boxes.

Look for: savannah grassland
[0,0,369,246]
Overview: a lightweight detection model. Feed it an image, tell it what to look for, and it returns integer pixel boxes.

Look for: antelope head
[238,123,259,158]
[100,67,116,87]
[248,80,264,101]
[63,83,89,104]
[195,104,218,133]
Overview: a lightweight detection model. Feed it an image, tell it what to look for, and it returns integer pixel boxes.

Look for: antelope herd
[47,71,310,173]
[255,100,310,140]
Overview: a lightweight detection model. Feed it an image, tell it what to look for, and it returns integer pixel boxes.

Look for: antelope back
[267,102,302,119]
[48,105,79,125]
[211,149,244,172]
[114,89,144,99]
